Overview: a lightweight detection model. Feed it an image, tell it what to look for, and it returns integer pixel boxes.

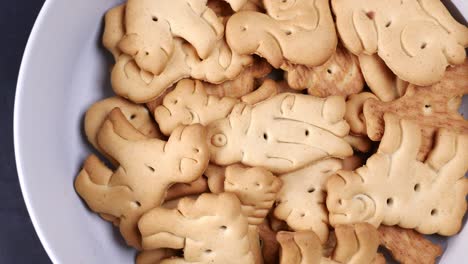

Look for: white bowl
[14,0,468,263]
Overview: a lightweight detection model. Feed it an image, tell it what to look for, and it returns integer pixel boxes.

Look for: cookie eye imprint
[211,134,227,147]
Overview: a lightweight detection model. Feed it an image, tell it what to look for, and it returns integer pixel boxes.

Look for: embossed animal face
[207,94,353,173]
[155,79,239,135]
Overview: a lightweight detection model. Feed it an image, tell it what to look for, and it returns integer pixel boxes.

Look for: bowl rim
[13,0,57,263]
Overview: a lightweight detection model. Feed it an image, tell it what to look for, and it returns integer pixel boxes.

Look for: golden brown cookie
[84,97,160,163]
[327,114,468,236]
[226,0,337,68]
[120,0,224,75]
[203,58,272,99]
[284,44,364,98]
[274,159,343,243]
[75,109,209,248]
[363,61,468,160]
[138,193,256,263]
[332,0,468,85]
[378,225,442,264]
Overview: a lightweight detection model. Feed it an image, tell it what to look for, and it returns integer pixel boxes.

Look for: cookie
[120,0,224,75]
[363,61,468,160]
[154,79,238,136]
[84,97,160,163]
[224,164,282,264]
[207,93,353,173]
[284,44,364,98]
[155,79,286,136]
[103,4,126,61]
[327,114,468,235]
[224,164,282,226]
[225,0,337,68]
[344,92,378,136]
[358,53,407,102]
[258,220,280,264]
[332,0,468,85]
[203,58,272,99]
[204,163,226,194]
[75,108,209,248]
[165,176,209,201]
[112,37,252,103]
[274,159,343,243]
[138,193,255,263]
[378,225,442,264]
[136,249,177,264]
[277,223,383,264]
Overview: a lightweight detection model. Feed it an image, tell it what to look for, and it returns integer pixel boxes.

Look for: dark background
[0,0,51,263]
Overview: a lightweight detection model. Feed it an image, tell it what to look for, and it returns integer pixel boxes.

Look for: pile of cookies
[74,0,468,263]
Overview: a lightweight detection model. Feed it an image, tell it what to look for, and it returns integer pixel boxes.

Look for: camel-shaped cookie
[277,223,384,264]
[207,93,353,173]
[119,0,224,75]
[138,193,255,263]
[226,0,337,68]
[327,114,468,236]
[332,0,468,85]
[75,108,209,248]
[274,159,343,243]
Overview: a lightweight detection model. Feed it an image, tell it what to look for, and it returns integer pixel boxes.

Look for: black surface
[0,1,51,263]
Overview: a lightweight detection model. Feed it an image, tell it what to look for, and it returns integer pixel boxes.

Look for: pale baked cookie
[363,61,468,160]
[378,225,442,264]
[204,163,226,194]
[75,109,209,248]
[154,79,238,136]
[277,223,383,264]
[224,164,282,226]
[224,164,282,264]
[165,176,209,201]
[138,193,256,263]
[84,97,160,160]
[332,0,468,85]
[226,0,337,68]
[274,159,343,243]
[120,0,224,75]
[358,54,408,102]
[327,114,468,236]
[344,92,378,136]
[207,93,353,173]
[103,4,126,61]
[154,79,285,136]
[284,45,364,98]
[136,249,177,264]
[112,37,253,103]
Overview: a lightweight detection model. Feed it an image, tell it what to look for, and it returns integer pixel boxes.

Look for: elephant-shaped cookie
[332,0,468,85]
[75,108,209,248]
[207,93,353,173]
[226,0,337,68]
